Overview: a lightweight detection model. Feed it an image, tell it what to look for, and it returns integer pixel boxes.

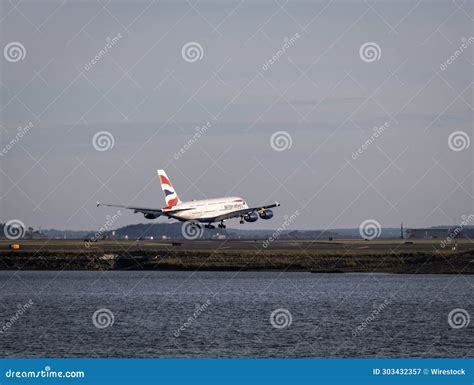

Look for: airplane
[97,169,280,229]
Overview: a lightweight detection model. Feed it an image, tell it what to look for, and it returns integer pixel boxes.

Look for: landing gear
[240,216,244,224]
[218,221,226,229]
[205,224,215,229]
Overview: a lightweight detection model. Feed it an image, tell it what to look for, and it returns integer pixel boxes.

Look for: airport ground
[1,238,473,274]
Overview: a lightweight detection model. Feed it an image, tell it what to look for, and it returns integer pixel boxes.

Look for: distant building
[406,226,474,240]
[406,228,449,239]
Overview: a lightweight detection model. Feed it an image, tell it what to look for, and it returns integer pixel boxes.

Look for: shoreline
[2,251,473,274]
[1,239,473,274]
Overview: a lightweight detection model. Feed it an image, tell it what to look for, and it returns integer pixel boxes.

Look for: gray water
[0,271,472,358]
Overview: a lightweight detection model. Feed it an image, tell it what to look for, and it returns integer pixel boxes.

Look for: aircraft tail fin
[157,169,182,207]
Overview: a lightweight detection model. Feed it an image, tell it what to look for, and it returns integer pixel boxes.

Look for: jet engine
[244,212,259,222]
[144,213,159,219]
[259,209,273,220]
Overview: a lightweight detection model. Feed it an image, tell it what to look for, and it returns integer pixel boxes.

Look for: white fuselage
[167,196,249,222]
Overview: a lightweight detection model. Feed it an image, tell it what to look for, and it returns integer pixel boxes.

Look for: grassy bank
[1,239,473,274]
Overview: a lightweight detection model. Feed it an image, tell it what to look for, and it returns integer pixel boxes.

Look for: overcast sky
[1,0,472,231]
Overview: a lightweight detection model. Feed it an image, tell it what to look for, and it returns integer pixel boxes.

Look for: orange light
[10,243,20,250]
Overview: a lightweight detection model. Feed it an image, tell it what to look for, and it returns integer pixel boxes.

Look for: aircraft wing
[212,201,280,222]
[96,202,193,218]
